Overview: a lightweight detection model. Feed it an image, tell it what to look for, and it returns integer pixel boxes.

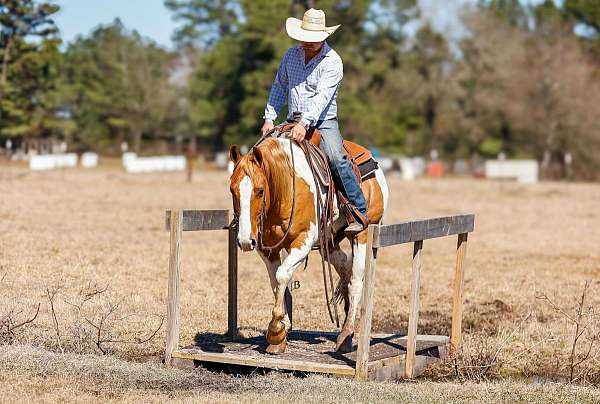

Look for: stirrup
[344,221,365,234]
[344,209,369,235]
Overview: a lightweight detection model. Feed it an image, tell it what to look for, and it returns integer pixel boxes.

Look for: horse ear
[252,146,263,165]
[229,144,242,163]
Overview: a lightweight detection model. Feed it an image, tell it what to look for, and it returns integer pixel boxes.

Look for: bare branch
[8,303,40,333]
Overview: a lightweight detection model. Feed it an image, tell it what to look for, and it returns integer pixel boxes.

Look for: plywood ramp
[169,331,448,381]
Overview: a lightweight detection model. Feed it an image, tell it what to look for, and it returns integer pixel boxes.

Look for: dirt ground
[1,166,599,402]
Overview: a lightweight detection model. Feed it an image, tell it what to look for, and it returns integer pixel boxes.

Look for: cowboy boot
[344,208,369,234]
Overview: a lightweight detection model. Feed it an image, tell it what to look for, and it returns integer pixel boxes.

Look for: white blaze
[238,175,254,246]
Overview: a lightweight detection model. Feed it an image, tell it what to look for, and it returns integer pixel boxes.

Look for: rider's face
[301,41,324,54]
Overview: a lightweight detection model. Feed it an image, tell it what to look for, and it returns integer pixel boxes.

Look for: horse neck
[261,140,295,220]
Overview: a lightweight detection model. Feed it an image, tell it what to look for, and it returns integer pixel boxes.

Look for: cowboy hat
[286,8,341,43]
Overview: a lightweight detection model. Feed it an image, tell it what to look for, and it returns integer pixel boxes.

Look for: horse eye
[256,188,264,197]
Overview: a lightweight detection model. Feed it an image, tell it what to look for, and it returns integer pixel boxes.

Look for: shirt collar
[298,41,331,66]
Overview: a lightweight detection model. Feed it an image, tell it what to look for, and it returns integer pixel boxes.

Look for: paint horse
[229,136,388,354]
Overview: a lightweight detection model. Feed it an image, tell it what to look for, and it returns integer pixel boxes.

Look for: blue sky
[51,0,558,49]
[52,0,176,48]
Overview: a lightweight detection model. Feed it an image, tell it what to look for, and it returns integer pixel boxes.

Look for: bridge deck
[170,331,448,380]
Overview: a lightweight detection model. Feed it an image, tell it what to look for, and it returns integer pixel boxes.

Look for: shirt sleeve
[300,58,343,127]
[263,51,289,121]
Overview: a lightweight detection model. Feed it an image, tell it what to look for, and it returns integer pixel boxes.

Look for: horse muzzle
[237,237,257,251]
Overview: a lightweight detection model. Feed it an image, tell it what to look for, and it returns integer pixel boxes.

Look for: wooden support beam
[227,220,238,340]
[165,209,231,232]
[355,225,378,381]
[451,233,468,350]
[165,210,183,366]
[373,214,474,248]
[405,240,423,379]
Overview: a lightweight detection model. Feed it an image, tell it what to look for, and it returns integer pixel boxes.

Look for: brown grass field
[1,166,600,402]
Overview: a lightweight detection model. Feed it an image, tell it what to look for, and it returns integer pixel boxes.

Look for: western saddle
[276,122,379,184]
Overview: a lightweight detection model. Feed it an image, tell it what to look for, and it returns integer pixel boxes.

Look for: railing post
[165,210,183,366]
[355,225,378,380]
[405,240,423,378]
[451,233,468,351]
[227,217,239,340]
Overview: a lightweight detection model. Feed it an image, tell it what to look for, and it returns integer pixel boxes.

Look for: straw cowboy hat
[286,8,341,42]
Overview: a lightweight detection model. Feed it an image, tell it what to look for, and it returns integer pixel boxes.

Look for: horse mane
[258,139,293,205]
[232,138,293,206]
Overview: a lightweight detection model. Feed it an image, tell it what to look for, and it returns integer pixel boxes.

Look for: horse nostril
[250,239,257,248]
[237,240,242,249]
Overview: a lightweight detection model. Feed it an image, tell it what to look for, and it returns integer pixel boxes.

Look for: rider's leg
[316,119,368,227]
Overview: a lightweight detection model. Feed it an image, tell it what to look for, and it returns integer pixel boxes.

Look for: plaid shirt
[263,42,342,127]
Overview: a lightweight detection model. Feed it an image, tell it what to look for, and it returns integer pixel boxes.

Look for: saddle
[276,123,379,185]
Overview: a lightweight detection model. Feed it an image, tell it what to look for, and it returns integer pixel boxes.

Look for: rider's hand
[261,120,274,135]
[290,123,307,141]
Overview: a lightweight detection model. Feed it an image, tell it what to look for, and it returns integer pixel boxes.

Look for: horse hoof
[266,340,287,354]
[335,331,354,353]
[266,321,286,346]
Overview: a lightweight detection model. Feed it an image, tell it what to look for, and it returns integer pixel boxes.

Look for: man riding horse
[229,8,388,355]
[260,8,368,234]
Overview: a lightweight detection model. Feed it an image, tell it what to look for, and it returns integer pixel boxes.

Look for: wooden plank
[165,209,231,232]
[227,220,238,339]
[170,332,449,380]
[373,214,474,248]
[165,210,183,366]
[451,233,468,350]
[171,349,356,377]
[355,225,378,381]
[405,240,423,379]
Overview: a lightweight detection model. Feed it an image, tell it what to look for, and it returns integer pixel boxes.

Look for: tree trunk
[186,136,197,183]
[132,129,142,154]
[1,36,14,89]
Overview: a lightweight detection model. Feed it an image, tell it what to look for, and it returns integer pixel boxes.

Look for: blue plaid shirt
[263,42,342,127]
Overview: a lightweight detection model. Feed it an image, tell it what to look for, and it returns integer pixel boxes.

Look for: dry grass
[2,344,600,403]
[1,166,600,401]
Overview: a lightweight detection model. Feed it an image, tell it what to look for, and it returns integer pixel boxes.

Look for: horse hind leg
[325,248,351,323]
[335,238,367,353]
[323,246,356,353]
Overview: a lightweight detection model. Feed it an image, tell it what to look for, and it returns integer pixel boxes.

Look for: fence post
[451,233,468,350]
[405,240,423,378]
[355,225,378,380]
[227,218,239,340]
[165,210,183,366]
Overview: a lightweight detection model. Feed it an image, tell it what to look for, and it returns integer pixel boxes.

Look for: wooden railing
[163,209,475,380]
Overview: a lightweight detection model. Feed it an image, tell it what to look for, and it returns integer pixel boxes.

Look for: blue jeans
[315,119,368,216]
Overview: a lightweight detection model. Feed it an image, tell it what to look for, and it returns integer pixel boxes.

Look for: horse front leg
[266,233,313,354]
[258,251,291,333]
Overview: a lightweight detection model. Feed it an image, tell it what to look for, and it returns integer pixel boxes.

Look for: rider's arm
[263,51,289,122]
[299,58,343,128]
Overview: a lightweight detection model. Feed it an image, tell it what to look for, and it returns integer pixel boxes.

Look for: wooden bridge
[164,209,474,381]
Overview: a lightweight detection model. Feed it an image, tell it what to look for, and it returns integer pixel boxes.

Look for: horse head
[229,144,269,251]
